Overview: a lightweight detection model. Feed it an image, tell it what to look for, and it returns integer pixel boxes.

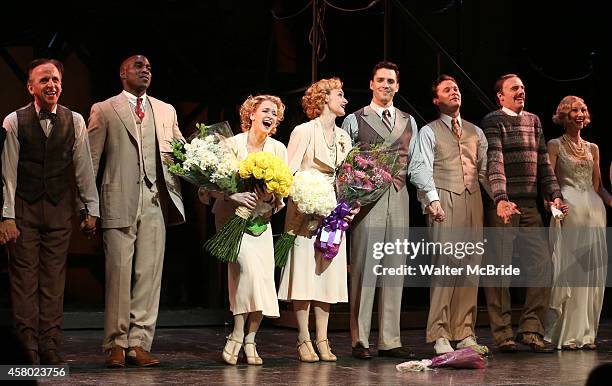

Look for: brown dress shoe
[127,346,161,367]
[498,338,518,353]
[517,333,554,353]
[26,350,39,365]
[351,342,372,359]
[378,347,416,359]
[105,346,126,368]
[40,349,66,365]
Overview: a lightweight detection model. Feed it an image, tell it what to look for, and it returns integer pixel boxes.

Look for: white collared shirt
[122,90,148,116]
[439,113,462,131]
[369,101,396,126]
[34,101,57,134]
[501,106,523,117]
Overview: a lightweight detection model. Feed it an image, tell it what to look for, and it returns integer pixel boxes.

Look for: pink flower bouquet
[314,145,403,259]
[430,347,485,369]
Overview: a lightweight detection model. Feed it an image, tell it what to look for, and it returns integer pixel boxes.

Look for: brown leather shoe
[378,347,416,359]
[351,342,372,359]
[40,349,66,365]
[517,333,554,353]
[127,346,161,367]
[105,346,126,368]
[26,349,39,365]
[498,338,518,353]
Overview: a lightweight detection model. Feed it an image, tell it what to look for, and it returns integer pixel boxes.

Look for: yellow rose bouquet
[204,151,293,263]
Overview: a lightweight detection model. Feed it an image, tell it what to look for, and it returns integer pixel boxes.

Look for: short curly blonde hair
[552,95,591,127]
[239,95,285,135]
[301,78,343,120]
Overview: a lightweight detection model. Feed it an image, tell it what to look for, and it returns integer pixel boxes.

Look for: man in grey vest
[417,75,489,354]
[88,55,185,368]
[342,61,433,359]
[0,58,99,364]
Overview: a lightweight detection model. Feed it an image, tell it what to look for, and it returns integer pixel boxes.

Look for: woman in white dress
[199,95,287,364]
[278,78,357,362]
[545,96,612,350]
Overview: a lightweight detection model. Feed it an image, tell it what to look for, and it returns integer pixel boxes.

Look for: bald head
[119,55,151,96]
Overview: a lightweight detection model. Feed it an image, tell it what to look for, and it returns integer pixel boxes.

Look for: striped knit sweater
[481,109,562,207]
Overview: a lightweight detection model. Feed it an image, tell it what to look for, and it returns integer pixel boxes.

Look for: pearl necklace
[561,134,589,161]
[321,121,337,161]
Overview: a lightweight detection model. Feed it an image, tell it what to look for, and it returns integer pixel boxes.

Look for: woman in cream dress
[200,95,287,365]
[545,96,611,350]
[278,78,357,362]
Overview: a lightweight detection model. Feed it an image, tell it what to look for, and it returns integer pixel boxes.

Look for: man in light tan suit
[88,55,185,368]
[417,75,488,354]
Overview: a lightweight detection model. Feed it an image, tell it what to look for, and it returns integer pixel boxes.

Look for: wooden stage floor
[29,323,612,385]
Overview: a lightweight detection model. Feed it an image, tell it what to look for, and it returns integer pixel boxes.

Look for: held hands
[0,219,21,244]
[551,197,569,216]
[496,199,520,224]
[79,214,98,238]
[426,200,446,223]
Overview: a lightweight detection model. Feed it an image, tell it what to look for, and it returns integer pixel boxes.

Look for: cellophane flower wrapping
[429,347,485,369]
[274,170,337,267]
[335,144,402,204]
[164,121,239,193]
[314,144,404,260]
[205,152,293,263]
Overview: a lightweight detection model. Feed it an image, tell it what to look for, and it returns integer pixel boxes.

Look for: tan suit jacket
[88,93,185,228]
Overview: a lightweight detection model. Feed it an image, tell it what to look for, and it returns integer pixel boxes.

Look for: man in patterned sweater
[482,74,567,353]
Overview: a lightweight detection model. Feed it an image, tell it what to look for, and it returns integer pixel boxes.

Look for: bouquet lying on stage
[164,121,239,193]
[274,170,337,267]
[396,347,486,372]
[429,347,486,369]
[314,144,403,260]
[204,151,293,263]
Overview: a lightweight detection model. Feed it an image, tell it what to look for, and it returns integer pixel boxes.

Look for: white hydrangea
[210,152,238,183]
[183,135,224,172]
[290,170,336,216]
[182,135,237,182]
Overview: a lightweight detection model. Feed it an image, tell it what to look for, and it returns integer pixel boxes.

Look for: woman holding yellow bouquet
[277,78,358,362]
[199,95,287,365]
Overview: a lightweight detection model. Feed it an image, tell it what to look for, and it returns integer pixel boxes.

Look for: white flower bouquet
[164,121,239,193]
[274,169,337,267]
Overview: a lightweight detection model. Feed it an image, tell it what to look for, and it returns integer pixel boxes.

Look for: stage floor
[37,324,612,385]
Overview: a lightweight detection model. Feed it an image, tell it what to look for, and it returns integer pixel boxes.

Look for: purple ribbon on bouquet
[314,201,351,260]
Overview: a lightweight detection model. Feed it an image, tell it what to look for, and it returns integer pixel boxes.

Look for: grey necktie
[382,109,393,131]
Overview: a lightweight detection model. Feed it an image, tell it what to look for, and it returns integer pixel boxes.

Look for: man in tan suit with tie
[342,61,433,359]
[88,55,185,367]
[417,75,488,354]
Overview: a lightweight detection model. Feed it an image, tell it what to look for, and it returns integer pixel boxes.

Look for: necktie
[39,110,57,123]
[451,118,461,139]
[382,109,393,131]
[135,97,145,121]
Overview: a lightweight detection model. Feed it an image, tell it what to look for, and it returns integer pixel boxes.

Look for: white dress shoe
[434,337,454,354]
